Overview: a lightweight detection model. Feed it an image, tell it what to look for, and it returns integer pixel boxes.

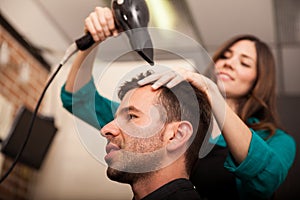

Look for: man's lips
[104,143,121,163]
[105,143,121,155]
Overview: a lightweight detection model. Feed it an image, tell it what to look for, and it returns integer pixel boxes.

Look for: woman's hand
[137,67,219,103]
[85,7,119,43]
[138,66,226,157]
[138,66,226,138]
[139,67,253,164]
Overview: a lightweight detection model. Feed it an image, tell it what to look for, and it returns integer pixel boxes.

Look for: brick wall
[0,25,49,199]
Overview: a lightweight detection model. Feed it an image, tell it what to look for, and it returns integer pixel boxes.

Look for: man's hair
[118,70,212,175]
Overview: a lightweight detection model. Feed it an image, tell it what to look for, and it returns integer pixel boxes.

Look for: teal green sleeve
[60,78,119,129]
[224,129,296,199]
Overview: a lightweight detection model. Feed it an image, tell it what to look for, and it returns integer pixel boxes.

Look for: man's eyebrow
[116,105,143,116]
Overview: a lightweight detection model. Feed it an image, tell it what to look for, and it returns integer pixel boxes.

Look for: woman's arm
[61,7,120,129]
[225,128,296,198]
[65,7,118,93]
[64,48,96,93]
[138,68,296,197]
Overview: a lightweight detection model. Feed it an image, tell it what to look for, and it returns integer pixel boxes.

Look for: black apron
[190,145,239,200]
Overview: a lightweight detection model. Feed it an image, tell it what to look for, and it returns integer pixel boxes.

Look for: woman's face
[215,40,257,99]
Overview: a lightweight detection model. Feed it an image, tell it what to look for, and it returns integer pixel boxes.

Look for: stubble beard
[105,143,167,184]
[106,167,152,185]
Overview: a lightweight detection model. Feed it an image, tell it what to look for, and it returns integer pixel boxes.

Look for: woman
[61,7,296,199]
[138,35,296,199]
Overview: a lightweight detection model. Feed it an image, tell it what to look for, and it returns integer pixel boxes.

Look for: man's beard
[104,123,182,184]
[106,146,167,184]
[107,167,152,185]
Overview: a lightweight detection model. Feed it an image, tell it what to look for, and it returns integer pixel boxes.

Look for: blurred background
[0,0,299,199]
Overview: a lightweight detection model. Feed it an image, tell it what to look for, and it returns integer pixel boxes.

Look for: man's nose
[100,120,120,139]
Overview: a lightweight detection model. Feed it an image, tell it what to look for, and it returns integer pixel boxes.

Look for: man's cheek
[116,105,167,138]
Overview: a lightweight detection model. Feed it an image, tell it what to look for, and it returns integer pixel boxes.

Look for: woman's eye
[241,61,250,67]
[220,54,228,59]
[242,63,249,67]
[220,51,231,59]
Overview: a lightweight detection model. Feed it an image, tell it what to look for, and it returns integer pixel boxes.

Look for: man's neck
[131,164,188,200]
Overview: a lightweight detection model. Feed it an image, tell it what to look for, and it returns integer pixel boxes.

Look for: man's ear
[166,121,193,152]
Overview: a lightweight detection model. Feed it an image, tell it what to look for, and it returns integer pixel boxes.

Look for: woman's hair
[208,34,280,137]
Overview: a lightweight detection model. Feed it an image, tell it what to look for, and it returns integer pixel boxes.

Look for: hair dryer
[75,0,154,66]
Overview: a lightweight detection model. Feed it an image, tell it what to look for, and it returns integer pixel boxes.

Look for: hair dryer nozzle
[129,28,154,66]
[112,0,154,65]
[137,50,154,66]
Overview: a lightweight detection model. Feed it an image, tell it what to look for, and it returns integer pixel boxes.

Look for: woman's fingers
[137,69,179,89]
[138,68,187,89]
[138,72,164,86]
[85,7,118,42]
[104,7,118,37]
[137,67,213,95]
[85,15,100,41]
[91,11,105,41]
[151,72,177,89]
[166,75,184,88]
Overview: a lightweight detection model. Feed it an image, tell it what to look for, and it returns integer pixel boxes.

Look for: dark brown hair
[208,35,280,137]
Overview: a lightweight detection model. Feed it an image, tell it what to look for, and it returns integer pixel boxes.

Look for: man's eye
[128,114,138,120]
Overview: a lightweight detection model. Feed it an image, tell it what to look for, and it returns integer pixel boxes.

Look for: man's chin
[106,167,141,184]
[105,148,167,174]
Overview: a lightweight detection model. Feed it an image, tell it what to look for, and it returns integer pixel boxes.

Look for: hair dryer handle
[75,32,95,51]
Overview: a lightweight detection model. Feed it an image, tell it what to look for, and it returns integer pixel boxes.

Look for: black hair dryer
[111,0,154,66]
[75,0,154,66]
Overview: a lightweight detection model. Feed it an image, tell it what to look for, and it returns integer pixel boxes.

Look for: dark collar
[132,178,200,200]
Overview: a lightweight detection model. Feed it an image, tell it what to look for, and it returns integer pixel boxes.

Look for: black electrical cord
[0,63,64,184]
[0,41,78,184]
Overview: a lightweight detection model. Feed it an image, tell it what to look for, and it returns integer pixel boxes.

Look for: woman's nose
[223,57,236,69]
[100,120,120,139]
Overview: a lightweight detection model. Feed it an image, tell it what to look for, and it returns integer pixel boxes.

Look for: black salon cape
[135,178,202,200]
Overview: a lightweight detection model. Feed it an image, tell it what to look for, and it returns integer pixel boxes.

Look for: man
[99,71,212,200]
[60,6,212,199]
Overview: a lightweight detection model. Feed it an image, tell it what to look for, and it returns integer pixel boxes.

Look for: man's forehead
[119,85,160,110]
[124,85,159,101]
